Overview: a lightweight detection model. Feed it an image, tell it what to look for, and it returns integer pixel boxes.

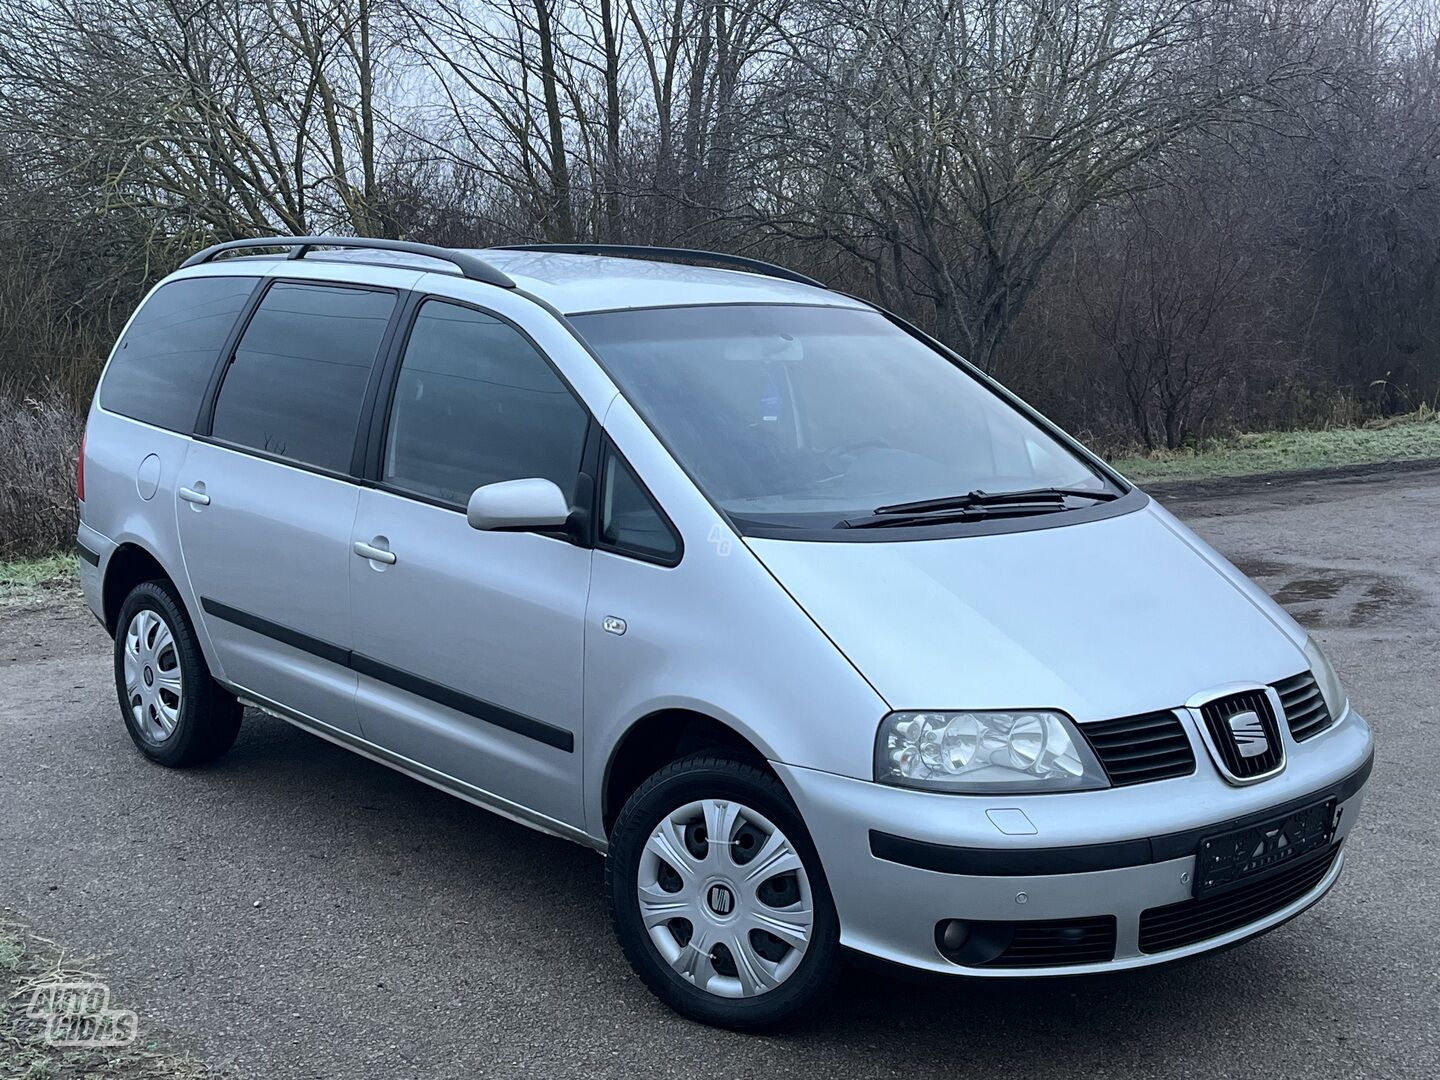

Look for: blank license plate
[1194,798,1337,897]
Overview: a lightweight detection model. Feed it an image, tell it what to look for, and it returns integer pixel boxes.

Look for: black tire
[113,579,242,767]
[606,751,840,1030]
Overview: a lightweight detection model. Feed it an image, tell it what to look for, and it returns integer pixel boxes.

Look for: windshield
[571,304,1115,530]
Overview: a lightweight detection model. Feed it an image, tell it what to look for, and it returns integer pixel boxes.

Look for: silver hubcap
[123,609,183,742]
[638,799,814,999]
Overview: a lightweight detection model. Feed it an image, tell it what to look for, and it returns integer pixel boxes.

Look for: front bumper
[776,706,1372,976]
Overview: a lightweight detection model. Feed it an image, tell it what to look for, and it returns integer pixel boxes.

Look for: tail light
[76,431,86,502]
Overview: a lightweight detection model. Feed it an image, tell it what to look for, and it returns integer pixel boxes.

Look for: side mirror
[466,478,572,533]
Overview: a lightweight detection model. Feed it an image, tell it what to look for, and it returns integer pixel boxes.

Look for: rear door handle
[178,486,210,506]
[353,540,397,565]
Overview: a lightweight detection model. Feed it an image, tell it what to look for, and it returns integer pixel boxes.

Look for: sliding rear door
[177,280,398,731]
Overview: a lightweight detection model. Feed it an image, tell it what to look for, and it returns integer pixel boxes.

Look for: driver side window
[383,300,589,506]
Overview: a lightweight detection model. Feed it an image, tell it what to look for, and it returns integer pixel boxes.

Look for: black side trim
[869,752,1374,877]
[350,653,573,752]
[201,598,350,667]
[200,598,573,752]
[75,540,101,566]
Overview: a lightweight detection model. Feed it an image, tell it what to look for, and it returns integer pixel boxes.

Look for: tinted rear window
[211,282,395,473]
[99,277,255,431]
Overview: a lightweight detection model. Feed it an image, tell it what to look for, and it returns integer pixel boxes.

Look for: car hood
[745,502,1309,721]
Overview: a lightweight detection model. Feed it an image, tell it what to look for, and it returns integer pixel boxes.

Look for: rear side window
[211,282,395,473]
[382,300,589,505]
[99,277,255,431]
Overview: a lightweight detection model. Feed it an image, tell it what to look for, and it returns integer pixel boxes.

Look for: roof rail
[493,243,825,289]
[180,236,516,289]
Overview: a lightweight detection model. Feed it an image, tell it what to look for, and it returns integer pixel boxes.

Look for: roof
[471,249,865,315]
[176,242,870,315]
[478,246,869,311]
[269,246,868,315]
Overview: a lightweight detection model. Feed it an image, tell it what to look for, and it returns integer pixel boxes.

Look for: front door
[348,298,593,827]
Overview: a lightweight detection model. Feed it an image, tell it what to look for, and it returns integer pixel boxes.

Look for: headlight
[875,710,1109,793]
[1304,638,1348,721]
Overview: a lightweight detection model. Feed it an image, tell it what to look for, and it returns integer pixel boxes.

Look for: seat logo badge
[707,885,734,916]
[1227,710,1269,758]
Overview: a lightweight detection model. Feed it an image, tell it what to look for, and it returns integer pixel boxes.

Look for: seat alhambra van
[77,237,1373,1029]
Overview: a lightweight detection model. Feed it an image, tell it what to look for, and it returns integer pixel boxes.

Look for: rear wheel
[114,580,241,767]
[606,752,840,1030]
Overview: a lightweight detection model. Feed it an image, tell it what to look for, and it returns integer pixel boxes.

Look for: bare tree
[1083,185,1257,449]
[751,0,1341,372]
[2,0,1439,478]
[0,0,396,238]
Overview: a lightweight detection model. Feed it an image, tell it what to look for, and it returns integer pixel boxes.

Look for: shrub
[0,383,84,557]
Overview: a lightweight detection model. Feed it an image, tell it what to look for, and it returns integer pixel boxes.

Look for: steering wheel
[809,438,890,484]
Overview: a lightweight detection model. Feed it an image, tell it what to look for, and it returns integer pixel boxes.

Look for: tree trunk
[533,0,574,241]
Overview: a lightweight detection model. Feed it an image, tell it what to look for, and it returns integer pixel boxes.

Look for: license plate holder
[1194,798,1338,897]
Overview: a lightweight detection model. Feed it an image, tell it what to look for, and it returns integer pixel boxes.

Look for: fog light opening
[934,918,1017,966]
[939,919,970,953]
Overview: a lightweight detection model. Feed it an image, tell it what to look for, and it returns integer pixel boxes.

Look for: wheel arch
[601,709,779,836]
[102,542,179,635]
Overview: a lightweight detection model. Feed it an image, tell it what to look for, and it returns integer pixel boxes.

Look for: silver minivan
[77,237,1373,1030]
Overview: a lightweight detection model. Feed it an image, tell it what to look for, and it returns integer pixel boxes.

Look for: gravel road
[2,465,1436,1079]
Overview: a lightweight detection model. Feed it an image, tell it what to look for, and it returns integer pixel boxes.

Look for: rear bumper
[776,707,1372,976]
[75,521,113,628]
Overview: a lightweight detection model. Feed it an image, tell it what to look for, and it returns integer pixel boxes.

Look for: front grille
[1080,710,1196,786]
[1199,689,1284,779]
[1138,845,1339,953]
[1273,671,1334,741]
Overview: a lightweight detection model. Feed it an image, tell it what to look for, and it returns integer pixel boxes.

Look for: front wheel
[606,752,840,1030]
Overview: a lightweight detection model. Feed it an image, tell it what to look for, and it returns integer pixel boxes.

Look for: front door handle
[178,486,210,506]
[353,540,397,565]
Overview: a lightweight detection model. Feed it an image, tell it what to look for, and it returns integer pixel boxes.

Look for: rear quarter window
[99,277,256,431]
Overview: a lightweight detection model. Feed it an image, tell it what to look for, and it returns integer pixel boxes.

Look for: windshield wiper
[840,503,1059,529]
[873,487,1120,516]
[839,487,1120,530]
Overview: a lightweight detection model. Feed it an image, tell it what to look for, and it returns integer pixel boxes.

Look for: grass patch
[1112,408,1440,483]
[1,917,222,1079]
[0,554,76,604]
